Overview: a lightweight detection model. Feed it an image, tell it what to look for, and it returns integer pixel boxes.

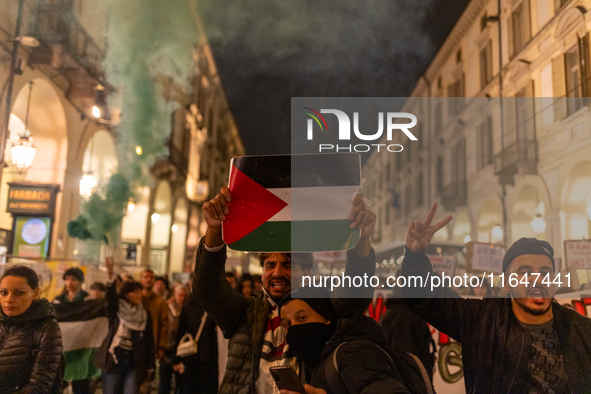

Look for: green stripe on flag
[63,347,102,381]
[228,220,359,252]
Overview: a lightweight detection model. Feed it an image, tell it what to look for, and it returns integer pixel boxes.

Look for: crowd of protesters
[1,188,591,394]
[0,261,218,394]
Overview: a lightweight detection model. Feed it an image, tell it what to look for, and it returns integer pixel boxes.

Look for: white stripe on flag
[59,317,109,351]
[268,185,360,222]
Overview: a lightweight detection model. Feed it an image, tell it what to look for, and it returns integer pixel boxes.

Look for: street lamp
[11,136,36,172]
[531,214,546,238]
[15,36,40,47]
[491,224,503,244]
[10,81,36,172]
[1,0,39,181]
[151,212,160,224]
[126,198,136,215]
[79,174,98,197]
[92,85,108,120]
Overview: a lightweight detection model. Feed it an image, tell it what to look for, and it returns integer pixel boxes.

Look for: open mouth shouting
[269,277,290,294]
[527,288,548,305]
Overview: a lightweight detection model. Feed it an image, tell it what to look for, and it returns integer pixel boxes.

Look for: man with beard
[401,203,591,393]
[193,186,376,394]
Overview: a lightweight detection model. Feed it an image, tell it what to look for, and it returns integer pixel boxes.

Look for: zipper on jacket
[506,330,525,393]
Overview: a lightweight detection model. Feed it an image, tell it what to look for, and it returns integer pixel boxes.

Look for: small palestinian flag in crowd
[222,153,362,252]
[54,299,109,381]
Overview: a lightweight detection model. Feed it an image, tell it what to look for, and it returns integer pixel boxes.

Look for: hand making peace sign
[405,202,453,253]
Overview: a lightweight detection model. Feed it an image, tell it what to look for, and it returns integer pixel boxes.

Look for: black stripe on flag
[54,299,106,322]
[232,153,360,189]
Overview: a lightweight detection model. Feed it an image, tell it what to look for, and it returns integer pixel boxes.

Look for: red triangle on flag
[222,165,288,245]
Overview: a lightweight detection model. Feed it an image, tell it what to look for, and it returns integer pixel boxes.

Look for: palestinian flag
[54,299,109,381]
[222,153,361,252]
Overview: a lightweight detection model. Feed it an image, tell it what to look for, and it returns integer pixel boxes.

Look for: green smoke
[103,0,200,184]
[69,1,201,248]
[68,173,133,245]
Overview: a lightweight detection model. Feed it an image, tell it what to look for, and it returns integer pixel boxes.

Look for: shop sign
[7,183,59,215]
[13,217,51,258]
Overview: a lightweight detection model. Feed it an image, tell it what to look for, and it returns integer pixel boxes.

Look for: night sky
[198,0,471,155]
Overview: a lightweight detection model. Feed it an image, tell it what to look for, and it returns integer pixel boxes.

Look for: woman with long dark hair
[0,265,63,393]
[96,258,155,394]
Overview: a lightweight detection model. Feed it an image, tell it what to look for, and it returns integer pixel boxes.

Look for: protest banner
[466,242,505,274]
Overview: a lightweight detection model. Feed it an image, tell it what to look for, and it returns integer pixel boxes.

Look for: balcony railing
[31,0,104,81]
[494,139,538,184]
[441,180,467,211]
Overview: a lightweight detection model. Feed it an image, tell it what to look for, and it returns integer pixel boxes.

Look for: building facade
[0,0,244,277]
[364,0,591,288]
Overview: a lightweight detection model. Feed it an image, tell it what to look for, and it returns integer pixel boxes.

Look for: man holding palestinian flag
[192,153,377,394]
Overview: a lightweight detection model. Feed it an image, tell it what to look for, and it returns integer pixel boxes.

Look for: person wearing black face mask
[279,288,412,394]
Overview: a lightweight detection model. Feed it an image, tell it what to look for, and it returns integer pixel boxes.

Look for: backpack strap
[326,341,398,394]
[406,352,434,394]
[194,312,208,343]
[325,342,350,394]
[326,340,434,394]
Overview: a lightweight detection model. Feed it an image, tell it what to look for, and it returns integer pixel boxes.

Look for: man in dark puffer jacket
[194,187,376,394]
[0,296,63,393]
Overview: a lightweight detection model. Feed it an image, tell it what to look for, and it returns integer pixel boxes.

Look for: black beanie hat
[502,237,555,273]
[279,287,335,323]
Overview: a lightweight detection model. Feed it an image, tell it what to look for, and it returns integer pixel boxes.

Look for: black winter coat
[380,298,435,381]
[310,312,410,394]
[0,299,63,394]
[94,281,155,383]
[172,296,218,394]
[401,247,591,394]
[192,237,376,394]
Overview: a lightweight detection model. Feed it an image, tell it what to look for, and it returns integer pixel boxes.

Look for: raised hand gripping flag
[222,153,362,252]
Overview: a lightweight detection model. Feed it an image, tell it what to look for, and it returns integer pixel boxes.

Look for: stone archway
[81,129,118,193]
[121,186,150,264]
[452,208,472,243]
[477,199,503,243]
[169,197,189,275]
[511,185,546,240]
[149,181,172,274]
[560,160,591,240]
[0,78,68,257]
